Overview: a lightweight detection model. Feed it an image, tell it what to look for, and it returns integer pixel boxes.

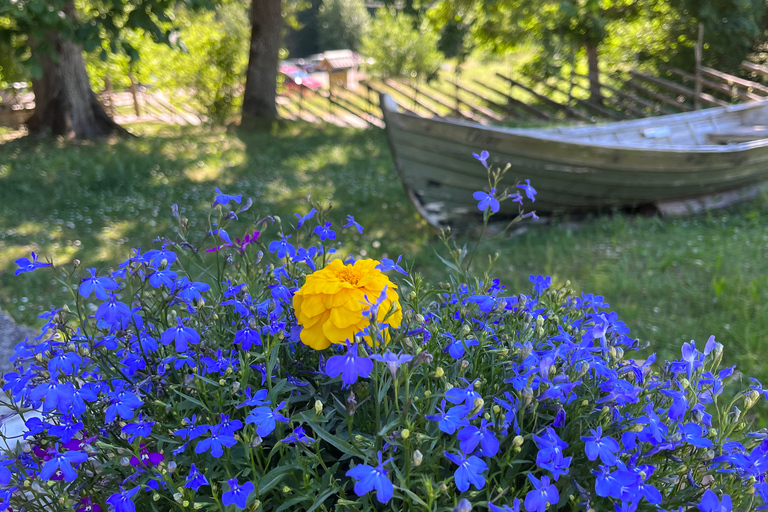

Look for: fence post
[694,23,704,110]
[129,75,141,117]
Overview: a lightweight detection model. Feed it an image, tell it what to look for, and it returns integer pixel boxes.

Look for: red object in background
[280,65,322,90]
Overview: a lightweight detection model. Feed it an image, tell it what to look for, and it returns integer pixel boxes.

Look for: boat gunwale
[382,95,768,154]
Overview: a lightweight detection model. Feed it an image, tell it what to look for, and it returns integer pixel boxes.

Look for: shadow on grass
[0,123,431,326]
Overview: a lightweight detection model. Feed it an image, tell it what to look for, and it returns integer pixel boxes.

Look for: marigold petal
[322,321,357,344]
[329,307,364,329]
[300,320,331,350]
[300,294,327,318]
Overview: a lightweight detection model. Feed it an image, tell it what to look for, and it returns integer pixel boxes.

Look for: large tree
[0,0,212,139]
[241,0,283,124]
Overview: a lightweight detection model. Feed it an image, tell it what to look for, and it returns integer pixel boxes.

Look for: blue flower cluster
[2,171,766,512]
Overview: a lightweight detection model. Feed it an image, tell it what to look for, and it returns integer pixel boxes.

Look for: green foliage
[0,0,215,75]
[361,8,444,80]
[317,0,370,52]
[84,3,249,123]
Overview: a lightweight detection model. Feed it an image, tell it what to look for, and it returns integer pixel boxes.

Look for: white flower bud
[413,450,423,466]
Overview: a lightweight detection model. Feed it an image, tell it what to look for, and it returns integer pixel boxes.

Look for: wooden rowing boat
[379,93,768,225]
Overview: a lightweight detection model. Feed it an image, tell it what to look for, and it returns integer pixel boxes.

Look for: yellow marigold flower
[293,259,402,350]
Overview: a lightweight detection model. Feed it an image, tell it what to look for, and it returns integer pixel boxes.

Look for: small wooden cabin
[319,50,360,90]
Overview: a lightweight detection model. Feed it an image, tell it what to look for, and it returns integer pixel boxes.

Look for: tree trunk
[242,0,283,125]
[26,1,125,139]
[585,40,603,105]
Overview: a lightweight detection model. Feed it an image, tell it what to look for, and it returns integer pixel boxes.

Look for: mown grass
[1,122,768,383]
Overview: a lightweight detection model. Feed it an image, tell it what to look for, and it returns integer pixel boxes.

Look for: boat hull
[380,94,768,224]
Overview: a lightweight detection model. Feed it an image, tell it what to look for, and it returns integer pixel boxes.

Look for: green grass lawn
[2,122,768,383]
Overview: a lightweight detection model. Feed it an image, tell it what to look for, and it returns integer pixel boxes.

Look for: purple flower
[314,221,336,241]
[517,179,537,202]
[222,479,254,510]
[326,342,373,388]
[213,187,242,207]
[106,487,140,512]
[75,497,102,512]
[14,252,52,276]
[443,450,487,492]
[369,351,413,378]
[472,150,489,168]
[698,490,732,512]
[129,444,164,468]
[346,451,394,503]
[581,426,620,465]
[344,215,364,234]
[473,188,499,213]
[425,399,470,434]
[524,474,558,512]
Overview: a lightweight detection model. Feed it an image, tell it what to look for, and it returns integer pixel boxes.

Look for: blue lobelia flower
[95,296,133,330]
[14,252,52,276]
[489,500,520,512]
[472,150,489,168]
[106,486,140,512]
[455,498,472,512]
[532,427,571,481]
[445,379,481,408]
[326,342,373,388]
[122,413,154,443]
[346,451,394,504]
[245,401,289,437]
[517,179,537,202]
[344,215,364,234]
[237,388,269,409]
[425,399,470,434]
[581,426,620,465]
[472,188,499,213]
[105,388,144,423]
[314,221,337,241]
[457,419,499,457]
[30,380,74,413]
[161,317,201,353]
[593,465,638,500]
[148,267,178,289]
[195,425,237,458]
[281,426,315,444]
[377,255,407,275]
[213,187,242,207]
[268,233,297,259]
[185,463,209,491]
[443,332,479,360]
[680,423,713,448]
[217,414,243,437]
[443,450,487,492]
[369,351,413,379]
[39,444,88,482]
[529,274,551,296]
[222,479,254,510]
[79,268,119,299]
[47,351,82,376]
[524,474,558,512]
[294,208,317,229]
[47,417,83,443]
[698,490,732,512]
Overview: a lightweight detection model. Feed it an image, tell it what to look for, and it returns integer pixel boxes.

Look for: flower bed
[2,155,768,512]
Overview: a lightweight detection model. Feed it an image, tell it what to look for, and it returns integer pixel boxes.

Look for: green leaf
[306,487,338,512]
[170,388,210,412]
[309,422,363,458]
[275,495,311,512]
[258,464,296,494]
